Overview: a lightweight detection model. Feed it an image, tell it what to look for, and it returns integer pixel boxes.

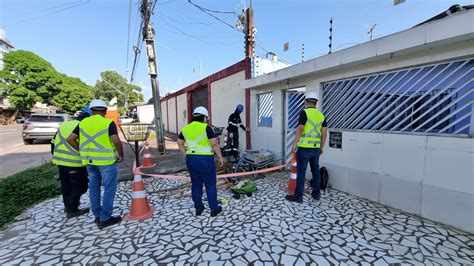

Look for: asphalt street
[0,125,51,178]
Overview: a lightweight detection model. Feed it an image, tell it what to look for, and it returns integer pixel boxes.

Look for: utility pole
[245,0,255,58]
[141,0,165,154]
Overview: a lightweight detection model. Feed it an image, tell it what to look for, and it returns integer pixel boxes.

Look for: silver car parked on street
[22,113,69,145]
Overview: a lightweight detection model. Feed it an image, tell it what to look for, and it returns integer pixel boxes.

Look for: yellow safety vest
[182,121,214,155]
[79,115,117,165]
[297,108,325,148]
[52,120,83,167]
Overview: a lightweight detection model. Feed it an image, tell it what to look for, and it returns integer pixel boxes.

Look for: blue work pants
[86,163,118,222]
[186,155,219,212]
[294,147,321,199]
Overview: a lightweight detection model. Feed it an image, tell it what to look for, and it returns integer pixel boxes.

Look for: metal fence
[258,92,273,127]
[322,58,473,135]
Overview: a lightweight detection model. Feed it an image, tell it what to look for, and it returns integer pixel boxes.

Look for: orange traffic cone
[124,174,155,221]
[141,142,154,168]
[287,153,297,195]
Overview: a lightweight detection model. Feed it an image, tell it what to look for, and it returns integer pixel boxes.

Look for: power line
[156,0,176,5]
[3,1,83,22]
[157,11,227,26]
[125,0,133,81]
[4,0,91,27]
[187,0,241,32]
[188,1,235,14]
[156,24,240,46]
[157,15,240,40]
[129,21,144,83]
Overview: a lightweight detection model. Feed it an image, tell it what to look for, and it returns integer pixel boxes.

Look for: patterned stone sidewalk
[0,173,473,265]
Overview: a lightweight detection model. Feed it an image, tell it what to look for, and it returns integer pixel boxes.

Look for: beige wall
[168,97,177,134]
[211,70,246,150]
[177,94,187,134]
[161,101,168,131]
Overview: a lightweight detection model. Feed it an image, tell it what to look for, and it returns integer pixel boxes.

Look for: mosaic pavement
[0,173,473,265]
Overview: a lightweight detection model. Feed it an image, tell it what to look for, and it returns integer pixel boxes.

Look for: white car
[119,116,134,124]
[22,113,69,144]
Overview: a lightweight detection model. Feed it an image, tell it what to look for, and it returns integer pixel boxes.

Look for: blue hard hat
[82,106,91,114]
[236,104,244,112]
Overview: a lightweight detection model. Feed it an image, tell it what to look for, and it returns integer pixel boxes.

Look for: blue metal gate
[284,89,306,163]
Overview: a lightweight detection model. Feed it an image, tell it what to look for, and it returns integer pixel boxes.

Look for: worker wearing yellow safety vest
[51,108,90,219]
[177,106,225,217]
[286,92,327,203]
[67,99,124,229]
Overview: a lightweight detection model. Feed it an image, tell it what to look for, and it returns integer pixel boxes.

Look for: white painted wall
[161,101,168,131]
[168,97,177,134]
[248,37,474,232]
[177,94,187,134]
[320,132,474,233]
[250,88,285,160]
[211,70,247,150]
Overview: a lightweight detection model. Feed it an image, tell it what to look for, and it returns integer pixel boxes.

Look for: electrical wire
[157,15,240,39]
[157,24,240,46]
[187,0,242,33]
[157,11,227,26]
[4,0,91,27]
[156,0,176,5]
[188,0,235,14]
[3,1,83,22]
[254,36,294,65]
[126,0,133,81]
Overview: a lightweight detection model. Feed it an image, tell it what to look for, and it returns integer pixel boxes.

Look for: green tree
[94,71,144,115]
[52,75,93,113]
[0,50,92,112]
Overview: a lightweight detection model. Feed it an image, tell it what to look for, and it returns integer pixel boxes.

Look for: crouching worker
[51,109,90,218]
[177,106,225,217]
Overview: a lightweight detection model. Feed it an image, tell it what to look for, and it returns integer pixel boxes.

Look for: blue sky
[1,0,472,100]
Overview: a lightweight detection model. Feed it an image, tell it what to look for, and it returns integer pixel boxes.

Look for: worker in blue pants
[177,106,225,217]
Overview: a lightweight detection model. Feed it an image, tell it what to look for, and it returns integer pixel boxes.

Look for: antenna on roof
[368,24,377,41]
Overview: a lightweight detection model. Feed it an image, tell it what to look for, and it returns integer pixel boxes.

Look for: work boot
[210,206,223,217]
[285,195,303,203]
[196,207,205,216]
[66,208,90,219]
[98,216,122,230]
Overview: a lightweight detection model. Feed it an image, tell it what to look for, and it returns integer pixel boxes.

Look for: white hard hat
[305,92,319,101]
[193,106,209,117]
[89,99,108,109]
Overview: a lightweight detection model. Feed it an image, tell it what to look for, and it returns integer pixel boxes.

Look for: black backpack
[309,167,329,195]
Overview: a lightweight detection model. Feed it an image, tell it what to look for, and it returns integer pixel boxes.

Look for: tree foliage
[0,50,92,112]
[93,71,144,115]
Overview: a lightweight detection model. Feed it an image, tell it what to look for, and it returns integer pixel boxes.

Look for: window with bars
[322,58,473,135]
[258,92,273,127]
